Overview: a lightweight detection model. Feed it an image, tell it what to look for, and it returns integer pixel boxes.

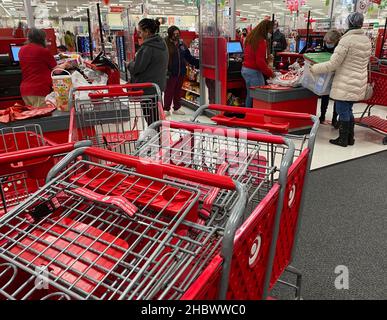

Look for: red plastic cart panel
[9,217,129,294]
[270,149,309,288]
[71,166,199,223]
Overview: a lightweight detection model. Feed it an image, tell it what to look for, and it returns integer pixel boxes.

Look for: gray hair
[347,12,364,29]
[27,28,46,47]
[324,29,342,45]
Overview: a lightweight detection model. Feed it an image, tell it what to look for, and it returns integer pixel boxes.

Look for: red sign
[371,0,381,4]
[110,5,124,13]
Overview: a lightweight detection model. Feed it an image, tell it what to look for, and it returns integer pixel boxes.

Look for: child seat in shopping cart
[0,125,87,215]
[136,120,295,226]
[68,83,165,155]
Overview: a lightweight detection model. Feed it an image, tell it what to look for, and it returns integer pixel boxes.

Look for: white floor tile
[311,101,387,170]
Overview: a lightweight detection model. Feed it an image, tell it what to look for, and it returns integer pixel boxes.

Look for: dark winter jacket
[272,29,287,53]
[165,38,199,77]
[128,35,168,92]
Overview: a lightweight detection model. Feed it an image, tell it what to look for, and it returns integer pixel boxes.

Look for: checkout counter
[250,86,317,132]
[0,45,23,108]
[0,110,71,143]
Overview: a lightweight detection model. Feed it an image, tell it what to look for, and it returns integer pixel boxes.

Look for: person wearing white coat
[310,13,372,147]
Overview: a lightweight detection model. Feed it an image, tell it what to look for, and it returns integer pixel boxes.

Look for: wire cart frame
[190,105,319,299]
[355,71,387,145]
[68,83,165,155]
[0,147,247,300]
[0,124,90,216]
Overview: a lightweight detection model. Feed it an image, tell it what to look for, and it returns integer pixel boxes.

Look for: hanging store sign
[110,6,124,13]
[314,19,331,32]
[356,0,371,13]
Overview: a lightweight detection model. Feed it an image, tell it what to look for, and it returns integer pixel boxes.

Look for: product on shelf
[226,93,242,106]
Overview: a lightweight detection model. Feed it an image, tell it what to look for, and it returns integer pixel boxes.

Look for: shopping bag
[51,69,73,112]
[301,61,334,96]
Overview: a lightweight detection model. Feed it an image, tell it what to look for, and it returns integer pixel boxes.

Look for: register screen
[227,41,243,54]
[10,45,22,62]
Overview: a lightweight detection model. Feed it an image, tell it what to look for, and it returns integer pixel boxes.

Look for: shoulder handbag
[364,62,374,101]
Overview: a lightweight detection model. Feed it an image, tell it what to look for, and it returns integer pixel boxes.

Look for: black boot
[332,110,339,129]
[329,121,350,147]
[348,120,355,146]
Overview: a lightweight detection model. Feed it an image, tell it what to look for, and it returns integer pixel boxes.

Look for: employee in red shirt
[19,28,67,107]
[242,20,274,107]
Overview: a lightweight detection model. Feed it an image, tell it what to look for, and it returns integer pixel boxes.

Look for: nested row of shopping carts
[0,83,319,300]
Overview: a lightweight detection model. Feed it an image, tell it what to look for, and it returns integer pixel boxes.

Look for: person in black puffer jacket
[164,26,199,116]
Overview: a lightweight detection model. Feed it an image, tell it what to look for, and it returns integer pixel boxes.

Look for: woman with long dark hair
[241,20,274,107]
[163,26,199,116]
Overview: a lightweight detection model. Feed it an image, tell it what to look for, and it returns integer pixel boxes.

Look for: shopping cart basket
[190,105,319,299]
[68,83,165,155]
[354,71,387,145]
[0,147,249,300]
[0,124,90,215]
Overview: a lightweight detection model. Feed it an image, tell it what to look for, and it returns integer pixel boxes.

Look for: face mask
[326,43,335,49]
[267,33,272,39]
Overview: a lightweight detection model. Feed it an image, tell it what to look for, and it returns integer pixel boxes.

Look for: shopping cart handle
[0,143,78,165]
[161,120,288,145]
[88,90,145,99]
[206,104,316,121]
[82,147,237,191]
[75,83,156,92]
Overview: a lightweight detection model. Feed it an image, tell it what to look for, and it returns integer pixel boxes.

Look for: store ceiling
[1,0,385,20]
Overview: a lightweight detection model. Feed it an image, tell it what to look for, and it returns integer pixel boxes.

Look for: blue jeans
[241,67,265,108]
[335,100,354,122]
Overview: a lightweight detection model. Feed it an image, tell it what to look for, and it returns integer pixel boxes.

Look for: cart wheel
[383,137,387,145]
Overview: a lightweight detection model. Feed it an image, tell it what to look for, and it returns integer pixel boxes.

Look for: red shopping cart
[68,83,165,155]
[0,147,250,300]
[136,120,299,299]
[355,71,387,145]
[0,124,90,216]
[190,105,319,299]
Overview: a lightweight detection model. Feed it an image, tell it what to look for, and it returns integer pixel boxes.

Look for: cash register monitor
[227,41,243,54]
[298,39,307,54]
[10,45,22,63]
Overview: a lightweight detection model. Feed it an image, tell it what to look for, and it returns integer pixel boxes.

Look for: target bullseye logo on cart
[288,184,296,208]
[249,234,262,268]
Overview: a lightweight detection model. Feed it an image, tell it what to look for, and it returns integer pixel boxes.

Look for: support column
[23,0,35,28]
[230,0,236,40]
